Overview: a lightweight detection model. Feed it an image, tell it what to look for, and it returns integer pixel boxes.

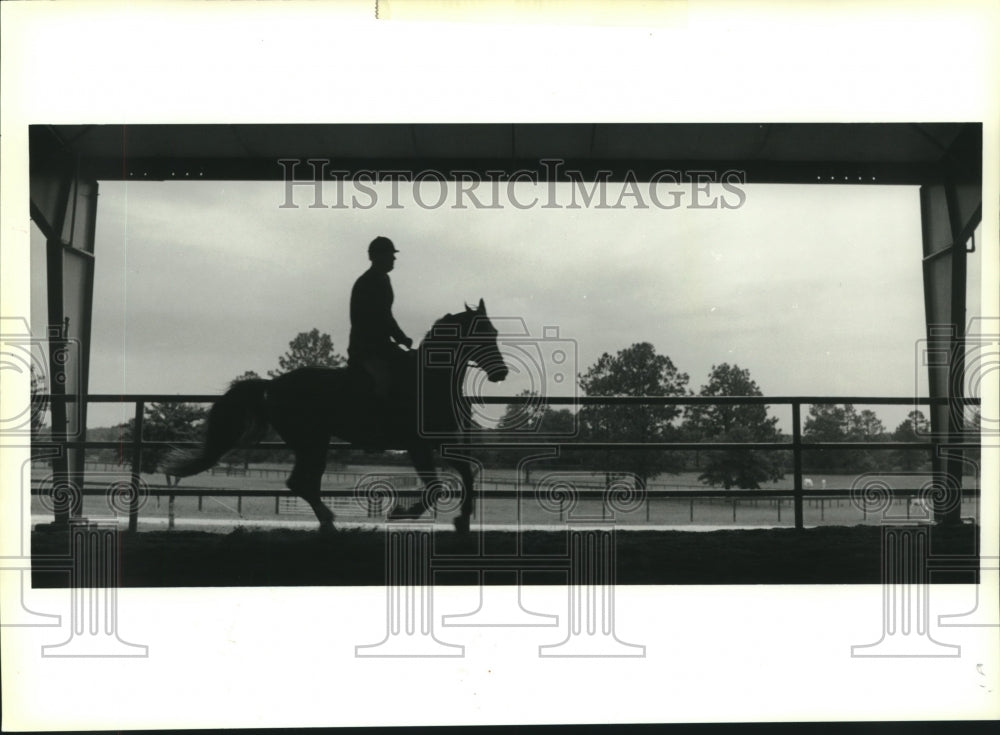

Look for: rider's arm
[382,275,411,347]
[388,316,410,346]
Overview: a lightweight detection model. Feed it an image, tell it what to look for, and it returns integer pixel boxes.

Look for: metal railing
[33,393,981,531]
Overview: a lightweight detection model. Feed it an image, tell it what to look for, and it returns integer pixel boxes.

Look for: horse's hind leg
[452,459,476,534]
[286,440,335,532]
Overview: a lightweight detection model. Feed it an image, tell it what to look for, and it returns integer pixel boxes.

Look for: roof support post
[919,126,980,527]
[30,127,99,526]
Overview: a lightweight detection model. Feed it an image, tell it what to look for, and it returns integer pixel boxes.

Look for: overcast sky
[31,178,983,429]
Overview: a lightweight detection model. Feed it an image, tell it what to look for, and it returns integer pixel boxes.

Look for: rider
[348,236,413,402]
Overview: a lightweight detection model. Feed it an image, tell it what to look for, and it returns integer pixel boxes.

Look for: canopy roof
[34,122,981,185]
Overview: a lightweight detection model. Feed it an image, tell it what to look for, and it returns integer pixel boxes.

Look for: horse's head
[459,299,509,382]
[425,299,509,383]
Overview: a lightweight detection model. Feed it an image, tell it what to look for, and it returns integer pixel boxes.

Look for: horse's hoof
[453,516,470,534]
[318,522,337,535]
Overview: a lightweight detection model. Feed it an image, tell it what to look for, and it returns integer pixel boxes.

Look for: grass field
[30,463,981,532]
[30,463,981,586]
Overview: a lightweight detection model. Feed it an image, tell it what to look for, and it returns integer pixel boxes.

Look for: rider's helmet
[368,236,398,257]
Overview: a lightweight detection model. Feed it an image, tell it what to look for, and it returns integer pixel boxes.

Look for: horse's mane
[421,310,472,345]
[431,312,458,330]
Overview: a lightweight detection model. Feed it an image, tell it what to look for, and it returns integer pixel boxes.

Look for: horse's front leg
[452,460,476,534]
[387,443,437,520]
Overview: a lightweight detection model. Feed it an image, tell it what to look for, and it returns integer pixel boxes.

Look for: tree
[850,409,886,442]
[851,408,888,472]
[577,342,689,489]
[963,406,982,492]
[29,364,48,438]
[891,409,931,471]
[493,389,578,476]
[684,363,784,489]
[268,329,345,377]
[496,389,576,435]
[803,403,888,473]
[119,402,208,483]
[964,406,981,469]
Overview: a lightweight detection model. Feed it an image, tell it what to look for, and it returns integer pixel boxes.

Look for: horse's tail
[163,379,271,477]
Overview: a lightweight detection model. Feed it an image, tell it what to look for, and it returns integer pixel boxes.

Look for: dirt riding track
[31,523,979,587]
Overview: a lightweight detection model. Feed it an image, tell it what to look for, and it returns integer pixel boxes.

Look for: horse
[164,299,509,533]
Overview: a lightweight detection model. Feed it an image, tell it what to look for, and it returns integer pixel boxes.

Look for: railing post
[792,402,804,530]
[128,401,144,533]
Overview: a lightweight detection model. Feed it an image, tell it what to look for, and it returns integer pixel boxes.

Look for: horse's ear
[465,302,473,313]
[477,298,486,313]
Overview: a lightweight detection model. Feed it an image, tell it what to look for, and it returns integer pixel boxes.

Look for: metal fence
[32,393,980,531]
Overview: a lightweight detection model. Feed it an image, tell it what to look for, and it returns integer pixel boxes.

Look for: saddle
[346,351,418,429]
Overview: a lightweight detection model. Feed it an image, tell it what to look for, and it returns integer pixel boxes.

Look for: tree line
[488,344,942,490]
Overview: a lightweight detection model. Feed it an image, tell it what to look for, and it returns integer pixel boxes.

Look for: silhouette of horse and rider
[166,236,509,533]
